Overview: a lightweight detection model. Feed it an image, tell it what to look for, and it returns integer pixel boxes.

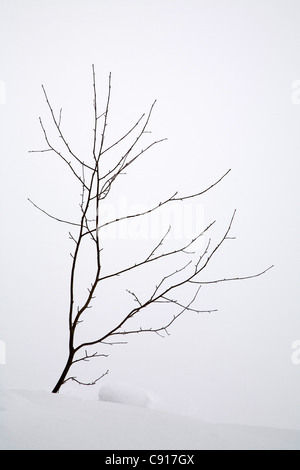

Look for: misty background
[0,0,299,430]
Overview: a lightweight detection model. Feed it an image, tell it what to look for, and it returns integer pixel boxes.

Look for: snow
[0,387,299,450]
[98,381,155,408]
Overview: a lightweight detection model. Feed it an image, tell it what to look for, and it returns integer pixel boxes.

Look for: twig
[97,221,215,283]
[189,265,274,285]
[41,84,94,171]
[64,369,109,387]
[28,198,82,227]
[72,350,108,364]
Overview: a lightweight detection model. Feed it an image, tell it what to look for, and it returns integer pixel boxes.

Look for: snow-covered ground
[0,386,299,450]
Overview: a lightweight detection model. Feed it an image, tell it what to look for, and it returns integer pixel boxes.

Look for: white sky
[0,0,300,430]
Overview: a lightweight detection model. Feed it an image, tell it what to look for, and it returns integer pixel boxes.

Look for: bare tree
[29,66,273,394]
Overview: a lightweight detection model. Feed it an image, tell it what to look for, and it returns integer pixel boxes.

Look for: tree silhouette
[29,66,273,393]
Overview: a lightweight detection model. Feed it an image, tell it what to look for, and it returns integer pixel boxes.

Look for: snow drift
[98,381,154,408]
[0,388,299,450]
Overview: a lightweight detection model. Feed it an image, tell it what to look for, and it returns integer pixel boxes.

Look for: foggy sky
[0,0,300,429]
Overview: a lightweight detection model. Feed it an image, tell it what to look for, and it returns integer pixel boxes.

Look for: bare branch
[189,265,274,285]
[27,198,82,227]
[97,71,112,160]
[150,259,194,300]
[58,108,63,128]
[72,350,108,365]
[32,116,90,190]
[87,191,178,235]
[64,369,109,387]
[97,221,215,283]
[120,137,168,175]
[96,136,167,201]
[100,112,146,157]
[41,84,94,171]
[160,295,217,314]
[78,209,272,352]
[145,225,172,261]
[126,289,142,307]
[100,340,128,346]
[107,285,203,339]
[28,148,52,154]
[172,169,232,202]
[92,64,98,161]
[86,169,230,235]
[94,100,167,201]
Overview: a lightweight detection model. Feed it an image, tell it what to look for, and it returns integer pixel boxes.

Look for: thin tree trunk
[52,351,74,393]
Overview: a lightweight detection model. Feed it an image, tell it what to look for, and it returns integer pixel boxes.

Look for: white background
[0,0,299,429]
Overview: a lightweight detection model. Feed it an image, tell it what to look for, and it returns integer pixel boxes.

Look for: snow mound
[0,388,299,450]
[98,381,153,408]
